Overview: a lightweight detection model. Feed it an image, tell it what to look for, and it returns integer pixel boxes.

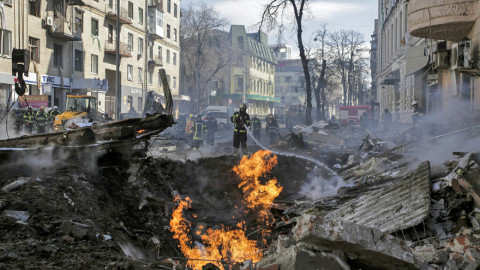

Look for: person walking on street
[22,106,35,134]
[266,114,279,146]
[230,103,251,156]
[250,115,261,140]
[191,115,207,149]
[204,113,218,146]
[36,106,48,134]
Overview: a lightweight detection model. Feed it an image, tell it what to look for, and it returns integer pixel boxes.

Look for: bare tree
[180,4,230,114]
[327,29,366,106]
[259,0,313,125]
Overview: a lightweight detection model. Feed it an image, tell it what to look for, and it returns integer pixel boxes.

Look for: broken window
[74,8,83,33]
[54,44,63,67]
[0,29,12,56]
[127,65,133,81]
[75,50,83,72]
[128,1,134,20]
[91,54,98,74]
[29,0,41,17]
[91,18,99,36]
[29,37,40,63]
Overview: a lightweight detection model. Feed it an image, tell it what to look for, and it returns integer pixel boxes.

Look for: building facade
[0,0,180,118]
[270,44,306,117]
[217,25,279,117]
[408,0,480,122]
[375,0,429,123]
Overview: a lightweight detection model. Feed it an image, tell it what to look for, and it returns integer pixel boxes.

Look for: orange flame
[137,129,147,134]
[232,150,283,227]
[169,150,282,269]
[169,196,262,269]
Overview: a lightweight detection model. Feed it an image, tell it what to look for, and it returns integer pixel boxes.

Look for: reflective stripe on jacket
[193,122,207,140]
[230,112,250,133]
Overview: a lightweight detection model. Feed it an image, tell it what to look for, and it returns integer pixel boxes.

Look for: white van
[201,106,233,129]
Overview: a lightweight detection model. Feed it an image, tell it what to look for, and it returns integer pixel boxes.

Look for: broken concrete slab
[292,215,418,270]
[256,246,345,270]
[326,161,431,233]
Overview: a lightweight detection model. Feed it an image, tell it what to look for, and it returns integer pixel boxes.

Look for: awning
[71,78,108,93]
[405,46,430,76]
[218,94,281,103]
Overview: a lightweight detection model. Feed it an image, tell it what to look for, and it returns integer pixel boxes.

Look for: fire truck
[338,105,371,125]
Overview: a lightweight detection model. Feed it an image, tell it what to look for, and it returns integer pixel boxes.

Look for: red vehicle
[339,106,371,125]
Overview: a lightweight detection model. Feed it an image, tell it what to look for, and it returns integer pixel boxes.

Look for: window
[138,7,143,25]
[128,33,133,51]
[173,52,176,65]
[3,0,12,6]
[167,24,170,39]
[138,97,142,109]
[173,76,176,89]
[138,38,143,55]
[166,49,170,63]
[91,19,99,36]
[174,28,177,42]
[157,70,162,86]
[138,67,143,83]
[75,50,83,71]
[108,25,113,43]
[128,1,133,20]
[74,8,83,33]
[167,0,171,13]
[127,65,133,81]
[158,46,162,58]
[148,70,153,85]
[54,44,63,67]
[0,29,12,56]
[91,54,98,74]
[29,0,40,17]
[29,37,40,62]
[174,3,178,17]
[127,96,133,108]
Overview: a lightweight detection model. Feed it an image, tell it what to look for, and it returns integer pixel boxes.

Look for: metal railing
[105,40,132,56]
[105,4,131,22]
[148,55,163,66]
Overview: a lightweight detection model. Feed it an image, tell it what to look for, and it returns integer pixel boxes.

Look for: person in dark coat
[204,113,218,146]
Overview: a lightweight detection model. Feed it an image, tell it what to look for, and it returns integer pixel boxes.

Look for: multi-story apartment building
[408,0,480,121]
[0,0,180,118]
[270,44,306,115]
[375,0,429,123]
[216,25,279,117]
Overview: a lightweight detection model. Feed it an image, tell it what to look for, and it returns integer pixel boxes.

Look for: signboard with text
[18,95,49,108]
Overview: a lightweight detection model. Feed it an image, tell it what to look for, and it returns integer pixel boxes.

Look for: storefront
[71,78,109,114]
[22,73,71,111]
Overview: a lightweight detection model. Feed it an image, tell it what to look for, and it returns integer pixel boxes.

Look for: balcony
[104,41,132,57]
[148,6,164,40]
[105,4,132,25]
[408,0,478,41]
[148,55,163,67]
[45,15,82,41]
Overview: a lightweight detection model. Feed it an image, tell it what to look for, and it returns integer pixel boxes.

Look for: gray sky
[181,0,378,56]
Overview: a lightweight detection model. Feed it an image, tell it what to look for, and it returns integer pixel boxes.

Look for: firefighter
[266,114,279,146]
[250,115,261,140]
[22,106,35,134]
[185,114,195,144]
[49,106,60,131]
[411,100,424,128]
[36,106,48,134]
[204,112,218,146]
[191,114,207,149]
[230,103,251,156]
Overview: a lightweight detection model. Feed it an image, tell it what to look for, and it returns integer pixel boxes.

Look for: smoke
[299,174,348,200]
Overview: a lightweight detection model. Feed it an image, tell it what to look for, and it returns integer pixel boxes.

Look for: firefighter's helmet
[411,100,418,106]
[240,103,247,109]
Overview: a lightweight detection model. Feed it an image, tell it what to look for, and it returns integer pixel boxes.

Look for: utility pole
[115,0,121,119]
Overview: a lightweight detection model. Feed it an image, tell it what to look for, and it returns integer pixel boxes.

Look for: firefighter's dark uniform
[266,116,279,146]
[251,116,261,139]
[22,109,35,134]
[204,115,218,146]
[231,110,250,155]
[36,109,48,134]
[191,116,207,149]
[49,109,60,130]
